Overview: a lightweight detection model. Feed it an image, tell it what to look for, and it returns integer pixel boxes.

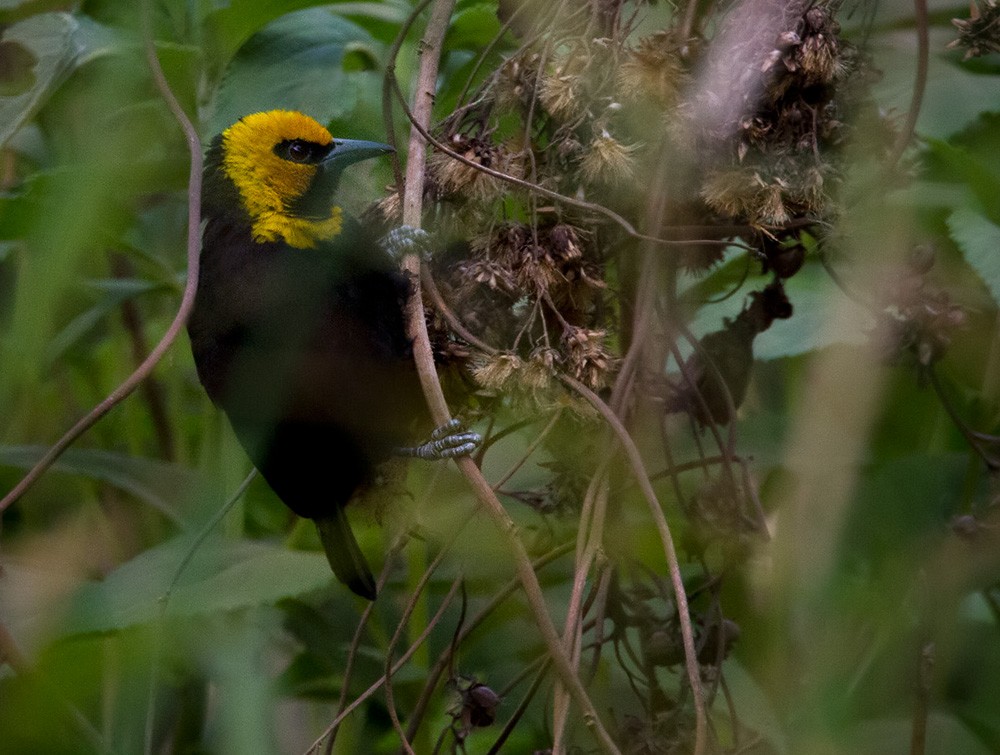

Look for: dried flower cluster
[426,134,526,205]
[874,248,968,367]
[443,221,615,395]
[617,32,690,106]
[949,0,1000,59]
[690,2,881,228]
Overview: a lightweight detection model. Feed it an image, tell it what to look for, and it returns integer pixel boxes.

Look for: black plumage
[187,113,424,599]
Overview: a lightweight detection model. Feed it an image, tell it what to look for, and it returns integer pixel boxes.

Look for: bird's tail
[315,508,377,600]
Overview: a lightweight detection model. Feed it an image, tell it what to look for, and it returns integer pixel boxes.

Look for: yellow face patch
[221,110,343,248]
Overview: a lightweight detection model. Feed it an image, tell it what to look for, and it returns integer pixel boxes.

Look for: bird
[187,110,477,599]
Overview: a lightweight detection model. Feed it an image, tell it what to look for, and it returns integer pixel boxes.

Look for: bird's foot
[380,225,433,262]
[396,418,481,460]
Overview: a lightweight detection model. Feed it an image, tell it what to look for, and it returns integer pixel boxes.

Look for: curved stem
[393,2,621,751]
[388,69,778,249]
[558,373,708,755]
[402,542,574,743]
[0,0,204,514]
[887,0,929,168]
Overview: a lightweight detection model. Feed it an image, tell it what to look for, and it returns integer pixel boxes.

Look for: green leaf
[871,32,1000,140]
[64,538,333,634]
[0,446,195,522]
[947,207,1000,307]
[43,277,166,365]
[208,8,383,135]
[0,0,69,24]
[445,4,502,52]
[924,134,1000,223]
[0,13,80,147]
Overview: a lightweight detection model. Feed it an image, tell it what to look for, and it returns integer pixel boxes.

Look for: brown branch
[393,2,621,751]
[0,0,203,513]
[420,265,498,355]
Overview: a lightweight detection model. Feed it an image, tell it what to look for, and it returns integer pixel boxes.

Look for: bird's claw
[381,225,433,262]
[397,418,481,460]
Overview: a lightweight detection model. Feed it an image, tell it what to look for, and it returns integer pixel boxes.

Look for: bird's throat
[249,205,344,249]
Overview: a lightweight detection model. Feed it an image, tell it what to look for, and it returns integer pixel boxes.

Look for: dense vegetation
[2,0,1000,752]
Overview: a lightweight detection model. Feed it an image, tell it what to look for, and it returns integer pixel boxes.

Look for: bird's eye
[286,140,311,162]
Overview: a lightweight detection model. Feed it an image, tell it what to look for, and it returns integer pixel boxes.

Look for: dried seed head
[617,34,687,105]
[798,32,842,84]
[521,350,555,391]
[562,327,616,390]
[373,191,402,225]
[539,68,581,120]
[580,130,640,185]
[457,259,517,294]
[470,352,523,390]
[427,135,520,204]
[949,0,1000,58]
[494,53,536,109]
[548,223,584,262]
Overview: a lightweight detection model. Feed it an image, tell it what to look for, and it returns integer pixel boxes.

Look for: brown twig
[888,0,929,169]
[910,641,934,755]
[306,576,462,752]
[490,408,563,491]
[384,570,464,755]
[0,0,203,514]
[928,366,1000,470]
[420,265,498,355]
[387,69,778,249]
[553,456,612,748]
[111,253,176,461]
[320,540,406,755]
[402,542,574,743]
[486,657,553,755]
[393,2,621,751]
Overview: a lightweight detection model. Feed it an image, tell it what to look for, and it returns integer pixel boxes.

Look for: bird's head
[207,110,392,249]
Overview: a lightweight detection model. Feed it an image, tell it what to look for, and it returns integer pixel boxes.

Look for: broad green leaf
[0,0,68,24]
[0,446,196,521]
[947,207,1000,307]
[871,29,1000,140]
[208,8,383,135]
[444,4,502,52]
[925,134,1000,223]
[0,13,80,147]
[64,538,333,634]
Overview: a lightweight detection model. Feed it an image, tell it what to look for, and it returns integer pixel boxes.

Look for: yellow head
[216,110,391,249]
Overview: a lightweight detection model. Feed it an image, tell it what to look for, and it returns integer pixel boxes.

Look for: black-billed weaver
[188,110,477,599]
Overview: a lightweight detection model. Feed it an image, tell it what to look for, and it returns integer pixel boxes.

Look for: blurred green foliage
[0,1,999,753]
